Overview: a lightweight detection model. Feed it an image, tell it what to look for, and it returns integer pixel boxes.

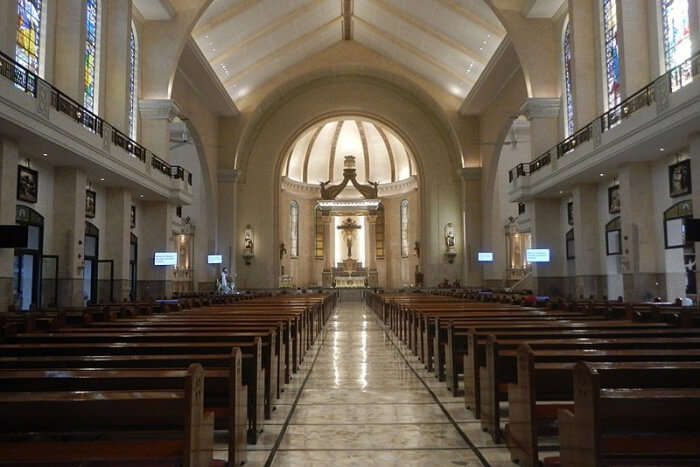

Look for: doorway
[83,222,99,304]
[129,233,138,301]
[13,205,44,311]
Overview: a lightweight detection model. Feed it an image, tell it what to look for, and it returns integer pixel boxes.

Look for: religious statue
[280,242,287,260]
[243,225,254,265]
[414,241,420,258]
[337,217,362,259]
[217,267,233,294]
[444,223,456,252]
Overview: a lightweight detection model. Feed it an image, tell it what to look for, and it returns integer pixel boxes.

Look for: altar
[334,276,366,288]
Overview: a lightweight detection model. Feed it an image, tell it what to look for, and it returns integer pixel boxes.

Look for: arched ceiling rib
[192,0,506,104]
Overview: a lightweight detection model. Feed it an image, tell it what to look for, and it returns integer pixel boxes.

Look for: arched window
[127,22,138,139]
[83,0,100,112]
[661,0,692,89]
[562,19,575,137]
[289,201,299,257]
[400,200,409,258]
[601,0,621,109]
[16,0,44,75]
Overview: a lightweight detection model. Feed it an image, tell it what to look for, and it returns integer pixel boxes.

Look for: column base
[368,269,378,288]
[322,270,333,288]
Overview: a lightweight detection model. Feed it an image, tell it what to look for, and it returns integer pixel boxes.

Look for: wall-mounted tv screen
[477,252,494,262]
[154,252,177,266]
[526,248,551,263]
[207,254,223,264]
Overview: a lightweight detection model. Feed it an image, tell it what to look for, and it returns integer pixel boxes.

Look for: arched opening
[278,116,421,289]
[13,205,44,311]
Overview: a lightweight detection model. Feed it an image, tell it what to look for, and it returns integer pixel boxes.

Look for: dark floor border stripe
[370,303,493,467]
[263,309,332,467]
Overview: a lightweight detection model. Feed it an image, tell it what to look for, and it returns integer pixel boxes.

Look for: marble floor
[215,300,531,466]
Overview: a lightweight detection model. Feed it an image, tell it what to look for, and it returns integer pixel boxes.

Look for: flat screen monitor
[477,252,494,262]
[526,248,551,263]
[153,252,177,266]
[207,254,223,264]
[0,225,28,248]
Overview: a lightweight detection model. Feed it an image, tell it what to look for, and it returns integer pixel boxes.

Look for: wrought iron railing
[0,49,192,190]
[509,51,700,183]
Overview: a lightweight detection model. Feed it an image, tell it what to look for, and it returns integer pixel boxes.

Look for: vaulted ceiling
[192,0,506,105]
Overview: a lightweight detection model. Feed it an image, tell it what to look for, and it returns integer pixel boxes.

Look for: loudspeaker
[683,218,700,243]
[0,225,29,248]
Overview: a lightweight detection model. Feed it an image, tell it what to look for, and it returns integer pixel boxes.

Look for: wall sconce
[242,224,254,265]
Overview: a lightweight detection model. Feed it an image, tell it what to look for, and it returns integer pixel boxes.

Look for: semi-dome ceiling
[284,118,415,185]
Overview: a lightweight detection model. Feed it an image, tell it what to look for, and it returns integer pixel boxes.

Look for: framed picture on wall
[669,159,691,198]
[608,185,620,214]
[85,189,96,218]
[130,205,136,229]
[567,202,573,226]
[17,165,38,203]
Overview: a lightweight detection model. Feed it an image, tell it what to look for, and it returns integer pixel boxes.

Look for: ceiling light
[659,147,665,151]
[100,178,105,181]
[479,47,483,51]
[599,173,605,177]
[559,190,564,194]
[42,153,47,157]
[140,194,144,198]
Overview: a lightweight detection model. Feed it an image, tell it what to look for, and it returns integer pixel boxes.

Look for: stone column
[139,99,181,161]
[54,0,86,102]
[322,213,332,287]
[572,184,603,297]
[0,2,17,57]
[105,188,131,301]
[570,0,599,127]
[0,139,19,311]
[461,168,482,286]
[529,198,566,296]
[367,214,378,287]
[53,167,87,306]
[690,133,700,295]
[618,163,663,300]
[619,0,650,96]
[103,0,132,129]
[138,201,175,299]
[521,98,561,158]
[217,169,238,284]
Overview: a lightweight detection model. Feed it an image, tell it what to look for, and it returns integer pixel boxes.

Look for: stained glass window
[602,0,621,109]
[400,200,409,258]
[314,208,324,259]
[16,0,43,75]
[290,201,299,257]
[128,23,138,139]
[84,0,100,111]
[661,0,692,90]
[563,20,575,137]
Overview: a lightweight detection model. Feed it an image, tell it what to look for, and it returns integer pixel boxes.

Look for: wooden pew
[557,362,700,466]
[0,364,214,467]
[507,351,700,467]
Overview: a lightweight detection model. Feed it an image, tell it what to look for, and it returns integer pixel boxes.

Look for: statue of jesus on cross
[337,217,362,258]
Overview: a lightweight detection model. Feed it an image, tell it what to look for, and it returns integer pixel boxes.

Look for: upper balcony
[0,50,193,206]
[509,52,700,201]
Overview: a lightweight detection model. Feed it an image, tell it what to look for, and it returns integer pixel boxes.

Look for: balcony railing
[0,49,192,190]
[509,51,700,183]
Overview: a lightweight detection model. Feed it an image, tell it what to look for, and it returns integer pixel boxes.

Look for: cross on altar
[337,218,362,258]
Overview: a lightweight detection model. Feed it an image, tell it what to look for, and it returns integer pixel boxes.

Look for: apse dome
[284,118,415,185]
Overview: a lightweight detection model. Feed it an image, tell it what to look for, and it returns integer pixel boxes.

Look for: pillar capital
[519,97,561,120]
[139,99,182,121]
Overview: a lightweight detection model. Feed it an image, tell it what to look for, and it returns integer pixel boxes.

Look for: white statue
[217,267,234,294]
[444,223,456,253]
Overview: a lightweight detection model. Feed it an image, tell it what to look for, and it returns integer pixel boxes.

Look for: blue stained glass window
[662,0,692,90]
[84,0,99,111]
[16,0,43,75]
[602,0,621,109]
[128,24,137,139]
[563,20,574,136]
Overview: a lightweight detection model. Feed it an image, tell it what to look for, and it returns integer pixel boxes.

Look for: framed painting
[85,189,96,218]
[608,185,620,214]
[669,159,691,198]
[17,165,38,203]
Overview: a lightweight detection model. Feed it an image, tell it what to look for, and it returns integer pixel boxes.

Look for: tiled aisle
[217,300,521,466]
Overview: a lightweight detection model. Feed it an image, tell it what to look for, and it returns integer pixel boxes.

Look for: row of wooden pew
[0,292,336,466]
[367,292,700,467]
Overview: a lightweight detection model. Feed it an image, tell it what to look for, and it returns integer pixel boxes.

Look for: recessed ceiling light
[479,47,483,51]
[659,147,665,151]
[100,178,105,181]
[559,190,564,194]
[42,153,47,157]
[599,173,606,177]
[140,194,144,198]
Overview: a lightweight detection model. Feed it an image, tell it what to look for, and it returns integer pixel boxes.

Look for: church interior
[1,0,700,465]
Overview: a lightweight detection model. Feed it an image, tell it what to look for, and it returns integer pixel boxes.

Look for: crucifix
[337,217,362,258]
